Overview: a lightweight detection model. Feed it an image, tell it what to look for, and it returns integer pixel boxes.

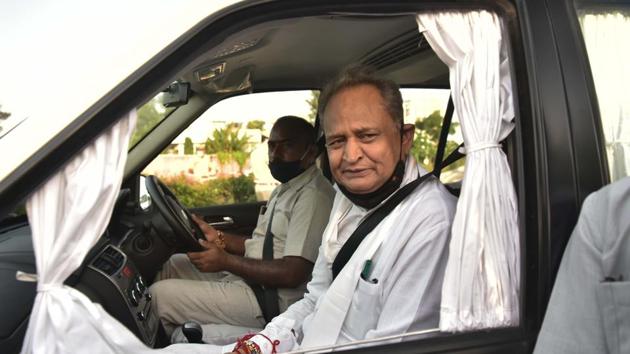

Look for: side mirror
[162,82,191,108]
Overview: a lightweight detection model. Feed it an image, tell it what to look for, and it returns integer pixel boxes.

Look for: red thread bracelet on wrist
[233,334,258,354]
[256,333,281,354]
[234,333,280,354]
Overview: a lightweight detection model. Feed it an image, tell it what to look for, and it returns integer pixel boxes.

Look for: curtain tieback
[16,271,63,292]
[37,283,65,293]
[465,142,501,154]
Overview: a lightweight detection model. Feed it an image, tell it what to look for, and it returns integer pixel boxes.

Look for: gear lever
[182,321,203,344]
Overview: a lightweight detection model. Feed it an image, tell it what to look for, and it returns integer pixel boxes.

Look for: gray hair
[318,65,403,128]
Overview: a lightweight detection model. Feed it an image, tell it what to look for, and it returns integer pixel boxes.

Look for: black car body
[0,0,626,353]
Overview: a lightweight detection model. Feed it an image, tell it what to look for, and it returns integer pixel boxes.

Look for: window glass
[142,89,460,208]
[130,93,175,148]
[142,90,318,207]
[402,89,465,184]
[575,4,630,181]
[0,105,24,140]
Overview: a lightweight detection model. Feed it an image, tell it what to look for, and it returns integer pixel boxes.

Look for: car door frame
[0,0,611,353]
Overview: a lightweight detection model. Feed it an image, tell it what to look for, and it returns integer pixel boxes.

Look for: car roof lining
[180,14,449,98]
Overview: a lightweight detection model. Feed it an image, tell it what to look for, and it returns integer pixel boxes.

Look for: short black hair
[318,65,403,127]
[273,115,316,145]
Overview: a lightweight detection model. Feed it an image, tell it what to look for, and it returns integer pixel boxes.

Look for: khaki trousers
[149,254,265,336]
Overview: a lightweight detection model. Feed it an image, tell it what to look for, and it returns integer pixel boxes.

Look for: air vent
[92,246,125,276]
[362,31,430,70]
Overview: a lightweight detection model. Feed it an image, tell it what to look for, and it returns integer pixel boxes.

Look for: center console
[75,244,158,346]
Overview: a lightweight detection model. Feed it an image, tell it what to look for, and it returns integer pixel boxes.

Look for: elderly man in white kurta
[218,66,457,354]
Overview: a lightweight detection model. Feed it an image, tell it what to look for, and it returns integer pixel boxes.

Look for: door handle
[208,216,234,227]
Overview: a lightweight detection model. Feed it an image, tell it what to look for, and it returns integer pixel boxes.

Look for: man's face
[268,123,310,168]
[323,84,413,194]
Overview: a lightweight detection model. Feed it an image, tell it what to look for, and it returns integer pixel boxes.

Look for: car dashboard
[0,222,161,352]
[76,241,158,346]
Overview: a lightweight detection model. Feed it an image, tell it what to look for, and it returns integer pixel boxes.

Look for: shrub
[161,174,256,207]
[184,137,194,155]
[225,174,257,203]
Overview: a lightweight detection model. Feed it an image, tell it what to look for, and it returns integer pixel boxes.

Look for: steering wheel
[144,175,205,252]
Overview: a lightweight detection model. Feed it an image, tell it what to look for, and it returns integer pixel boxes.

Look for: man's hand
[191,214,246,255]
[191,214,218,243]
[187,237,229,273]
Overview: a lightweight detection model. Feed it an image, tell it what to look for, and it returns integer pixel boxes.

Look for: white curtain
[579,9,630,181]
[417,11,519,331]
[20,111,215,354]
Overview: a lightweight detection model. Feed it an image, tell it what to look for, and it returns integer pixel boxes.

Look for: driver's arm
[192,214,247,256]
[225,255,313,288]
[187,243,313,288]
[189,176,332,288]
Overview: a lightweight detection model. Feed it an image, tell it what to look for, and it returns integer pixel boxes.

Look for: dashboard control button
[129,289,139,306]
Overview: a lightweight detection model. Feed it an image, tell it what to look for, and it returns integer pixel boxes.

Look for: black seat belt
[440,142,465,170]
[331,172,435,280]
[332,96,460,280]
[434,97,454,179]
[245,202,280,323]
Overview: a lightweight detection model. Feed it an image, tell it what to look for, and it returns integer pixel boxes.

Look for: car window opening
[5,6,524,354]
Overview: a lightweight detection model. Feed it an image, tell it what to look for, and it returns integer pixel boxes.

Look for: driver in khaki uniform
[150,116,335,343]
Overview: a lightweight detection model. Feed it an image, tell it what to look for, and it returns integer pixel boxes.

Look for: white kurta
[534,177,630,354]
[240,157,457,353]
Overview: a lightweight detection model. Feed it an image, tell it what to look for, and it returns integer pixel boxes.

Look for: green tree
[0,105,10,120]
[205,126,249,154]
[233,150,249,174]
[205,124,252,175]
[204,137,213,154]
[130,97,172,147]
[410,110,462,171]
[246,120,265,130]
[306,90,320,123]
[184,137,194,155]
[162,174,256,207]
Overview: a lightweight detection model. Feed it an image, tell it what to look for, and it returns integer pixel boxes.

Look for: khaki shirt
[244,165,335,311]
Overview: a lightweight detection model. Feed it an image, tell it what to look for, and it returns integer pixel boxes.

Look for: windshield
[0,107,24,139]
[130,93,176,148]
[0,1,237,136]
[0,1,240,187]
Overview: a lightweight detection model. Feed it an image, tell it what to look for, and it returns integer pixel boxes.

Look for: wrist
[221,252,237,272]
[250,334,281,354]
[232,333,281,354]
[232,334,262,354]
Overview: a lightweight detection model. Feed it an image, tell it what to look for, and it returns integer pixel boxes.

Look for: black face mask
[268,149,309,183]
[269,160,305,183]
[337,159,406,209]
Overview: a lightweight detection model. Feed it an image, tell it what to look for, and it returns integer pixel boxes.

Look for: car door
[0,0,620,353]
[4,1,528,353]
